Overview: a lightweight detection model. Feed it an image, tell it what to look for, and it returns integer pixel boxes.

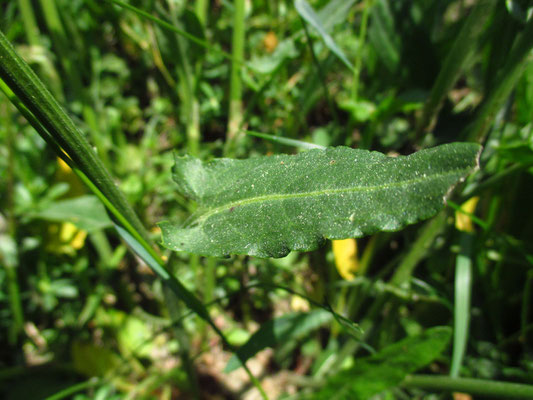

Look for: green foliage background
[1,0,533,398]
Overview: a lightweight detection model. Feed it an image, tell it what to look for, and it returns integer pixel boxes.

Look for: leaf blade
[160,143,480,258]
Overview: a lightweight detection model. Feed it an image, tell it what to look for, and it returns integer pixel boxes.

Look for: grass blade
[403,375,533,398]
[451,233,474,378]
[465,16,533,142]
[224,0,246,156]
[244,129,326,150]
[295,0,353,71]
[417,0,498,136]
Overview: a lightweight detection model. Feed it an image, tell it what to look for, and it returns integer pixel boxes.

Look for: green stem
[17,0,41,46]
[391,211,448,286]
[352,0,372,101]
[417,0,497,136]
[300,16,339,126]
[402,374,533,399]
[108,0,239,66]
[225,0,246,157]
[44,378,101,400]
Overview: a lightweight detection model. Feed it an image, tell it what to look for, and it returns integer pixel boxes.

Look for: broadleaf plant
[160,143,481,257]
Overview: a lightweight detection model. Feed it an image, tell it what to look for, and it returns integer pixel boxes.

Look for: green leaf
[311,326,452,399]
[317,0,357,33]
[225,310,332,372]
[160,143,480,258]
[295,0,354,70]
[32,195,112,232]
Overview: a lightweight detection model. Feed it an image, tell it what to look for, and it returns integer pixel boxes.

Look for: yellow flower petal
[455,197,479,233]
[332,238,359,280]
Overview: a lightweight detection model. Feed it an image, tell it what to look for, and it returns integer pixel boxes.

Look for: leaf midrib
[190,167,467,226]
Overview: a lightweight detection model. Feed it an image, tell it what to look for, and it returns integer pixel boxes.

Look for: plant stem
[300,16,339,126]
[17,0,40,46]
[402,374,533,399]
[351,0,372,101]
[391,211,448,286]
[225,0,246,157]
[44,378,101,400]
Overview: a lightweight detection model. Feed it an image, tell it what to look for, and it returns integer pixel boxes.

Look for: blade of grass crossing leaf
[295,0,353,71]
[244,129,326,150]
[417,0,498,136]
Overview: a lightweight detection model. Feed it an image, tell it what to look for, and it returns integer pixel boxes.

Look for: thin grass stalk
[351,0,372,101]
[108,0,240,64]
[450,232,474,378]
[416,0,497,137]
[224,0,246,157]
[465,17,533,142]
[402,374,533,398]
[391,211,448,286]
[17,0,40,47]
[300,16,339,126]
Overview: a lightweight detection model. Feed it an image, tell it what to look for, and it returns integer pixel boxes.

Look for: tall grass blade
[417,0,498,136]
[295,0,353,71]
[465,16,533,142]
[107,0,239,65]
[244,129,326,150]
[451,233,474,378]
[224,0,246,156]
[402,375,533,398]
